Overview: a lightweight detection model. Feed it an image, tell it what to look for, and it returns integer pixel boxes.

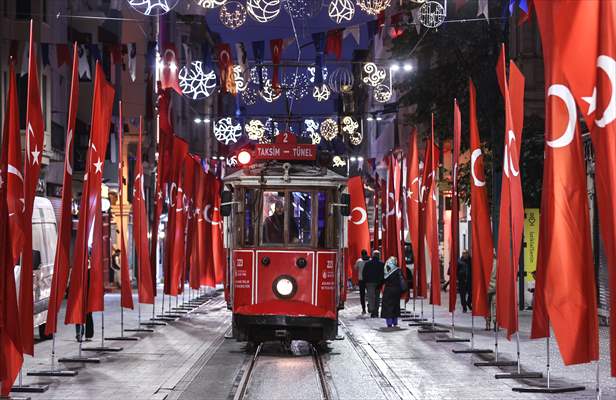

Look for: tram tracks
[232,342,333,400]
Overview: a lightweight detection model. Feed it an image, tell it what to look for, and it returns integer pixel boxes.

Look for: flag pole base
[402,317,427,322]
[495,372,543,380]
[10,385,48,393]
[58,356,100,364]
[452,348,493,354]
[418,327,450,334]
[152,316,175,322]
[81,346,123,352]
[512,385,585,393]
[105,336,139,341]
[0,396,31,400]
[407,322,431,327]
[144,320,167,326]
[27,369,78,377]
[125,327,155,332]
[436,337,470,343]
[474,360,517,367]
[169,309,189,314]
[163,313,184,317]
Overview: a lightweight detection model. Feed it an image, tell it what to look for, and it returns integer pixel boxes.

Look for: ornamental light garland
[234,65,249,92]
[245,119,265,140]
[242,85,258,105]
[328,67,354,93]
[356,0,391,15]
[219,1,247,29]
[127,0,180,15]
[308,66,328,83]
[193,0,227,8]
[260,79,282,102]
[304,119,321,144]
[342,116,362,145]
[362,62,386,87]
[374,84,392,103]
[179,61,218,100]
[419,0,445,28]
[320,118,339,141]
[283,71,310,100]
[328,0,355,23]
[214,117,243,144]
[313,84,331,102]
[246,0,281,23]
[332,155,346,167]
[283,0,322,19]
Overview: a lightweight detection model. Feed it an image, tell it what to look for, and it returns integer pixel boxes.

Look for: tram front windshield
[262,191,312,246]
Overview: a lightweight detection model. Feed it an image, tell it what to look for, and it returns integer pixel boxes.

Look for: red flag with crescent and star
[211,176,225,284]
[448,99,461,313]
[184,156,198,292]
[347,176,371,283]
[426,118,440,306]
[134,117,155,304]
[415,139,431,300]
[65,62,115,324]
[216,43,236,95]
[189,157,205,290]
[117,102,134,310]
[159,43,182,95]
[468,79,494,318]
[0,62,24,397]
[270,39,283,92]
[532,0,603,367]
[384,155,404,270]
[495,45,525,339]
[406,129,421,297]
[46,43,79,335]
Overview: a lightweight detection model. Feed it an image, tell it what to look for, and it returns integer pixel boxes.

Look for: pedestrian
[457,250,472,313]
[362,250,384,317]
[485,255,497,330]
[76,257,94,342]
[355,249,370,314]
[381,256,403,328]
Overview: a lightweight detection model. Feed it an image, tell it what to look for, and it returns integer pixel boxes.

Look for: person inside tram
[263,199,299,244]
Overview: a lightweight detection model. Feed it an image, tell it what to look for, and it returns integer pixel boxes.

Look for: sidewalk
[340,291,616,399]
[19,286,230,400]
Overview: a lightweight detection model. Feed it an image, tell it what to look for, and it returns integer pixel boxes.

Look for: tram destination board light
[254,132,317,161]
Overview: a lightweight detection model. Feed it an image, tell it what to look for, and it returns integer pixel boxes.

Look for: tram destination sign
[254,133,317,161]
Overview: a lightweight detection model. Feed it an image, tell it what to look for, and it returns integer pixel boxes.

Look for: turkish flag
[0,63,24,397]
[495,46,525,339]
[216,43,236,95]
[448,100,461,313]
[406,129,421,297]
[269,39,283,91]
[65,62,115,324]
[117,102,133,310]
[426,120,440,306]
[134,117,155,304]
[347,176,371,282]
[46,43,79,335]
[211,176,225,284]
[189,157,205,290]
[384,156,404,269]
[159,43,182,95]
[184,156,201,290]
[373,183,380,255]
[415,140,431,299]
[199,172,216,288]
[469,80,494,318]
[531,0,601,366]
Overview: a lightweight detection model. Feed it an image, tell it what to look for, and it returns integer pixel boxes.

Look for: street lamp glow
[366,116,374,121]
[391,64,401,72]
[194,117,202,124]
[403,63,413,71]
[357,156,364,162]
[350,156,357,162]
[376,116,383,121]
[203,118,211,123]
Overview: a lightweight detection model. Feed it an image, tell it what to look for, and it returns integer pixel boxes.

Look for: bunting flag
[343,25,361,44]
[530,0,603,367]
[406,129,421,298]
[477,0,489,21]
[21,21,46,355]
[199,172,216,288]
[65,62,115,324]
[46,43,78,335]
[427,116,440,305]
[410,7,421,34]
[20,41,29,77]
[448,99,461,313]
[134,117,155,304]
[389,13,405,39]
[325,29,343,60]
[117,102,134,310]
[159,43,182,95]
[252,40,265,90]
[495,45,525,339]
[56,44,70,67]
[270,39,283,92]
[312,33,326,86]
[77,44,91,79]
[128,43,137,82]
[182,43,193,67]
[0,63,24,397]
[468,79,494,318]
[235,42,249,82]
[216,43,236,95]
[347,176,371,283]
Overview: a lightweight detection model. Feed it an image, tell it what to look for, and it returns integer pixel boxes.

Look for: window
[261,191,285,245]
[290,192,312,245]
[242,189,257,246]
[317,191,327,247]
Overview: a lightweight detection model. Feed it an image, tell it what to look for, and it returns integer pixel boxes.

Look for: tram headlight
[273,275,297,299]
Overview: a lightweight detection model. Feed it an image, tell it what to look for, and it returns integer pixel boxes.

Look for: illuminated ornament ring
[328,67,354,94]
[308,66,328,83]
[356,0,391,15]
[219,1,247,29]
[179,61,217,100]
[283,0,322,18]
[328,0,355,23]
[242,85,258,105]
[313,84,331,102]
[332,156,346,167]
[193,0,227,8]
[245,119,265,141]
[127,0,180,16]
[342,116,362,145]
[260,79,282,103]
[234,65,249,92]
[214,117,242,145]
[283,71,310,100]
[304,119,321,144]
[320,118,339,141]
[419,1,445,28]
[246,0,281,23]
[374,84,392,103]
[362,62,386,87]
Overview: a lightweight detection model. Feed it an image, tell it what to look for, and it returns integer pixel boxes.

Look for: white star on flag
[94,158,103,174]
[157,191,163,199]
[31,146,40,165]
[582,87,597,115]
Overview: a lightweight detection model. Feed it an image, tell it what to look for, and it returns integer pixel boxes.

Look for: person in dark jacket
[362,250,384,317]
[355,249,370,314]
[457,250,472,313]
[381,256,403,327]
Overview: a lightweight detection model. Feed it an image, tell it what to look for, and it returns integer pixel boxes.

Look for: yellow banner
[524,208,540,281]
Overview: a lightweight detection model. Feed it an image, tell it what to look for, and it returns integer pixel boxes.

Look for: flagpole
[27,334,78,377]
[452,313,493,354]
[81,310,123,353]
[418,302,448,334]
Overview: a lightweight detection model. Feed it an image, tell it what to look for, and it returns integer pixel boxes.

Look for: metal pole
[161,294,165,315]
[516,331,521,374]
[451,311,455,337]
[546,337,551,389]
[494,311,499,363]
[120,306,124,338]
[431,304,435,329]
[50,335,57,372]
[420,297,424,319]
[470,315,475,350]
[596,360,601,400]
[101,311,105,347]
[138,303,142,325]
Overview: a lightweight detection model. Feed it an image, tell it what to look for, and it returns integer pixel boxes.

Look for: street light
[403,63,413,72]
[194,117,202,124]
[390,64,401,72]
[203,117,211,123]
[376,116,383,121]
[366,115,374,121]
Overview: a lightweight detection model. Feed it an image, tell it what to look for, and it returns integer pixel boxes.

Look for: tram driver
[263,199,299,244]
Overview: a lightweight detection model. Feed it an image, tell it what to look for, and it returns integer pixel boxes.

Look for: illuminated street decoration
[308,66,328,83]
[328,0,355,23]
[178,61,217,100]
[313,84,331,102]
[245,119,265,140]
[320,118,339,141]
[283,71,310,100]
[283,0,322,18]
[356,0,391,15]
[193,0,227,8]
[362,62,386,87]
[264,118,280,137]
[234,65,249,92]
[419,1,445,28]
[342,116,362,145]
[374,84,392,103]
[246,0,281,23]
[226,155,238,166]
[127,0,180,15]
[328,67,354,93]
[332,155,346,167]
[304,119,321,144]
[260,79,282,102]
[219,2,247,29]
[214,117,242,144]
[242,85,258,105]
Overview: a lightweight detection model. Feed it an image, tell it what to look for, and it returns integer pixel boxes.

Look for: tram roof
[223,163,347,187]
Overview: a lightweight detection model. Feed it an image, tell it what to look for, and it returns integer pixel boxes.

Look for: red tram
[222,159,350,344]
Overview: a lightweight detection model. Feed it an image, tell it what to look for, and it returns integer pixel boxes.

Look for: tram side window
[262,192,286,245]
[243,189,257,246]
[317,191,327,247]
[290,192,311,245]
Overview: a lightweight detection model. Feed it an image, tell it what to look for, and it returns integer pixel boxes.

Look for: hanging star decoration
[127,0,180,15]
[328,0,355,23]
[245,119,265,141]
[304,119,321,144]
[179,61,217,99]
[419,1,446,28]
[242,85,258,105]
[356,0,391,15]
[194,0,227,8]
[332,155,346,167]
[362,62,386,87]
[342,116,362,145]
[313,84,331,102]
[234,65,249,92]
[320,118,339,141]
[374,84,392,103]
[219,1,247,29]
[214,117,243,144]
[246,0,281,23]
[283,71,310,100]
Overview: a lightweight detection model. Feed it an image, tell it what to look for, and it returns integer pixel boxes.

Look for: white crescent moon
[204,204,220,225]
[546,84,576,148]
[508,130,520,177]
[8,164,23,181]
[175,188,184,212]
[66,129,73,176]
[387,192,395,216]
[596,55,616,128]
[169,182,177,207]
[471,148,485,187]
[350,206,367,225]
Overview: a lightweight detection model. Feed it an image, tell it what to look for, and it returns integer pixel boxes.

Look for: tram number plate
[254,144,317,160]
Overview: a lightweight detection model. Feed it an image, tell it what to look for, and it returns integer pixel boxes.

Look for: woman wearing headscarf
[381,256,403,327]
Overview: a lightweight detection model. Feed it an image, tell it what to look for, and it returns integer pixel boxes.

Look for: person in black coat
[362,250,385,317]
[381,256,403,327]
[457,250,472,313]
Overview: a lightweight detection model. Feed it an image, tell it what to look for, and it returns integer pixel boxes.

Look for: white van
[14,196,58,338]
